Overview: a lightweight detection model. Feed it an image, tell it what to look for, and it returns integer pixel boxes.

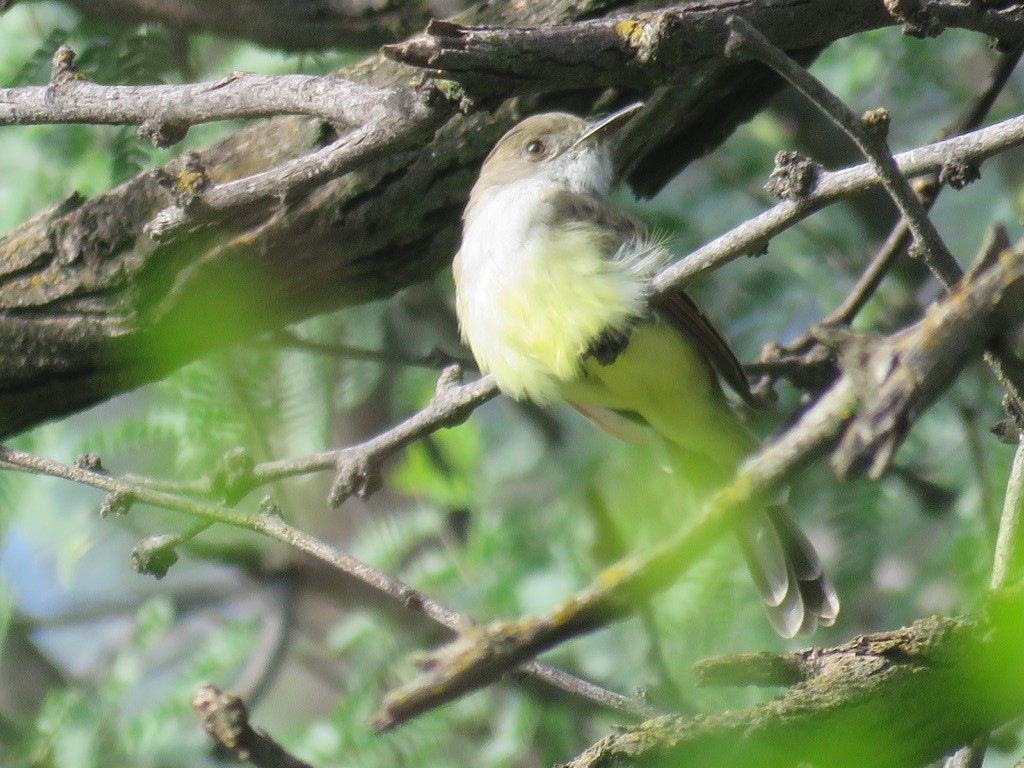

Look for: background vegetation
[1,2,1022,766]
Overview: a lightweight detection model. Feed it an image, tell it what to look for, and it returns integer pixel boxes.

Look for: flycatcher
[454,104,838,636]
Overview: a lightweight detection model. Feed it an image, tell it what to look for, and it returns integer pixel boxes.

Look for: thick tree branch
[383,1,1024,95]
[382,2,893,94]
[564,591,1024,768]
[15,0,465,51]
[828,241,1024,478]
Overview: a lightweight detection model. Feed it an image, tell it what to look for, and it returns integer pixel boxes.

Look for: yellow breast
[456,221,648,403]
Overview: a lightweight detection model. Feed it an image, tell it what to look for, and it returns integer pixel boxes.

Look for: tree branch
[992,437,1024,590]
[823,40,1024,328]
[383,0,1024,95]
[1,48,396,131]
[724,15,961,288]
[193,684,313,768]
[564,591,1024,768]
[650,110,1024,293]
[144,93,444,239]
[123,366,497,504]
[382,1,893,93]
[749,43,1024,410]
[35,0,464,51]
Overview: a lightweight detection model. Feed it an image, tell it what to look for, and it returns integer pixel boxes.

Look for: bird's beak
[571,102,644,149]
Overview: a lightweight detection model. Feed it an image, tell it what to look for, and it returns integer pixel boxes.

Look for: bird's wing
[654,289,755,404]
[546,190,754,404]
[571,403,649,443]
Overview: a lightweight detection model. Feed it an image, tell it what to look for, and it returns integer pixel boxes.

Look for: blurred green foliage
[1,3,1023,767]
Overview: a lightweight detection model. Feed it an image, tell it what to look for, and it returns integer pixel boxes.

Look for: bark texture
[15,0,468,50]
[564,590,1024,767]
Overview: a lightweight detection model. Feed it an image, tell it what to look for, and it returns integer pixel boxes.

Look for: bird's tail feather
[661,439,838,638]
[737,506,839,638]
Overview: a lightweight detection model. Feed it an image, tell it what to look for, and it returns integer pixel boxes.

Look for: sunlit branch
[565,598,1024,768]
[143,102,445,239]
[651,111,1024,293]
[0,46,398,132]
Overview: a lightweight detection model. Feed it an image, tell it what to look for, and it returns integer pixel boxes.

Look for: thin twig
[266,366,498,504]
[0,443,656,721]
[823,41,1024,327]
[992,438,1024,590]
[723,15,961,289]
[651,110,1024,293]
[132,368,497,503]
[263,330,475,370]
[255,510,659,719]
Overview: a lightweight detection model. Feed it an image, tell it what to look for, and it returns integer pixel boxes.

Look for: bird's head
[470,103,642,204]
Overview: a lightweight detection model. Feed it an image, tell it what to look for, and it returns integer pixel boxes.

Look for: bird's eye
[525,139,546,159]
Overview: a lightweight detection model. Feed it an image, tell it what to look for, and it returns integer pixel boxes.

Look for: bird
[452,104,838,637]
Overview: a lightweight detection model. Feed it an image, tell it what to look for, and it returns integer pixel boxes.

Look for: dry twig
[193,684,313,768]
